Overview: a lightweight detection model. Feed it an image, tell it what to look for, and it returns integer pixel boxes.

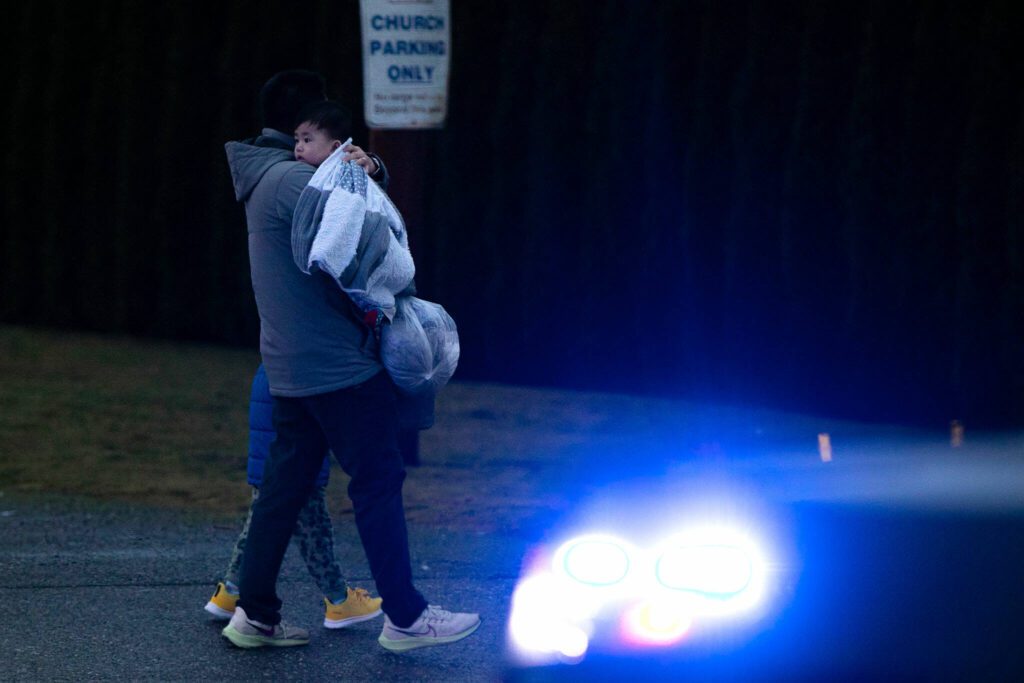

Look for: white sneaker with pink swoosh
[378,605,481,652]
[222,606,310,648]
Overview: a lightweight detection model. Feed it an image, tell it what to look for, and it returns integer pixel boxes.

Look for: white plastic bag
[381,297,460,395]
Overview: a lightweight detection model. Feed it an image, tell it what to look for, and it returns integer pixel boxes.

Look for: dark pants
[398,428,420,467]
[237,371,427,627]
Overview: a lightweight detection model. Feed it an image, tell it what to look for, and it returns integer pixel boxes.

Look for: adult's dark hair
[259,70,327,132]
[295,100,352,141]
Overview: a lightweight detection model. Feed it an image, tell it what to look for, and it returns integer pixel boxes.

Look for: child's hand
[342,143,379,175]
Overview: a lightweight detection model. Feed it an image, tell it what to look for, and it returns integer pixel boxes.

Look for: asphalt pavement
[0,492,525,682]
[4,389,1024,681]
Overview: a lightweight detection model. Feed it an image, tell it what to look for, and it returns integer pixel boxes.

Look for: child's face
[294,122,341,167]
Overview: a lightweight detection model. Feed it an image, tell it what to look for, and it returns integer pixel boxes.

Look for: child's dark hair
[295,100,352,141]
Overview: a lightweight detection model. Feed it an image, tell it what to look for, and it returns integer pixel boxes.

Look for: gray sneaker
[222,606,310,648]
[378,605,481,652]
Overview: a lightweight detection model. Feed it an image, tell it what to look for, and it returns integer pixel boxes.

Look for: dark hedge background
[2,1,1022,427]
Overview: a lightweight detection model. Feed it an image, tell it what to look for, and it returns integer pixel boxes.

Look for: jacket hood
[224,138,294,202]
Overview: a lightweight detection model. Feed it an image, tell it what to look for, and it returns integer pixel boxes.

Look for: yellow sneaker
[323,587,384,629]
[204,582,238,619]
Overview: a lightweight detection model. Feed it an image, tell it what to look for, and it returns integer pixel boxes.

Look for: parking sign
[360,0,451,129]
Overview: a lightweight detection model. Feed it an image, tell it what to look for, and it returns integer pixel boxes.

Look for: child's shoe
[323,587,384,628]
[204,581,238,619]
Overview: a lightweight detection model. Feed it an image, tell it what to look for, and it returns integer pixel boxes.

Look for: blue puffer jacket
[247,364,331,487]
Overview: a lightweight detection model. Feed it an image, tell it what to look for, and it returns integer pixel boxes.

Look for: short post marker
[818,433,832,462]
[950,420,964,448]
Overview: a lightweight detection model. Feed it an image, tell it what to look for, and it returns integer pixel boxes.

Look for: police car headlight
[554,535,633,587]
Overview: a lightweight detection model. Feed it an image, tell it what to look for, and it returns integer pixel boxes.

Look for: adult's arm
[368,153,390,190]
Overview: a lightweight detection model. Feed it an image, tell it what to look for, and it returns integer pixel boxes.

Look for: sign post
[360,0,451,466]
[359,0,450,269]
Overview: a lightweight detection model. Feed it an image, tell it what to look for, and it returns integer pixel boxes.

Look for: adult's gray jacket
[225,128,381,396]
